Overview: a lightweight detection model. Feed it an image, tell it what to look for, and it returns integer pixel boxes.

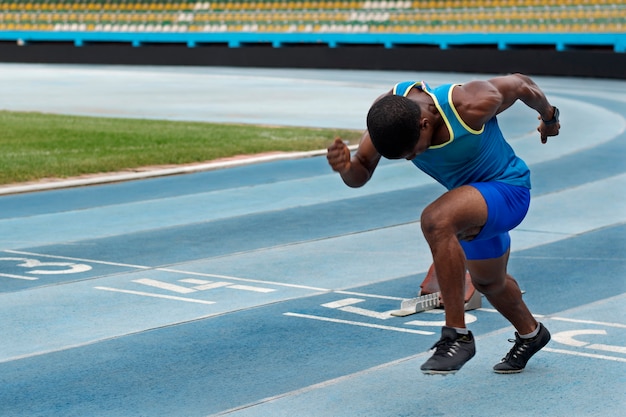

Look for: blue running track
[0,65,624,417]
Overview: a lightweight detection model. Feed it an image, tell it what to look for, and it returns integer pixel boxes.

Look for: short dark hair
[366,95,421,159]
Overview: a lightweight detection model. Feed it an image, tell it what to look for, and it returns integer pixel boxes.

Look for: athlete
[326,73,560,374]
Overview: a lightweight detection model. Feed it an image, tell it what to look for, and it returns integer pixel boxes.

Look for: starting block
[390,264,482,317]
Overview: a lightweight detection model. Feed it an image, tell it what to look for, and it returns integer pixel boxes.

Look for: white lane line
[2,250,331,292]
[179,278,211,285]
[543,347,626,363]
[551,317,626,329]
[479,308,546,318]
[322,298,364,308]
[158,268,330,292]
[322,298,395,319]
[3,249,151,270]
[228,284,275,293]
[133,278,196,294]
[0,272,38,281]
[513,255,625,262]
[95,286,215,305]
[335,290,405,301]
[553,329,607,347]
[283,312,434,335]
[193,282,231,291]
[179,278,233,290]
[339,306,393,320]
[587,344,626,355]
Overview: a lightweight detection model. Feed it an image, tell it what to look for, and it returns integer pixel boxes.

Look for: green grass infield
[0,111,362,185]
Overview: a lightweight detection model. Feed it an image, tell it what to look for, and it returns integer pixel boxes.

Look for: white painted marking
[28,261,92,275]
[157,267,329,292]
[179,278,212,285]
[133,278,196,294]
[324,297,422,320]
[194,282,231,291]
[339,306,393,320]
[0,257,91,274]
[334,290,405,301]
[478,308,545,319]
[95,286,215,305]
[543,347,626,363]
[2,252,312,294]
[3,250,150,270]
[0,272,38,281]
[228,284,275,293]
[553,329,607,347]
[552,317,626,329]
[514,255,625,262]
[284,312,435,335]
[322,298,364,309]
[405,311,478,327]
[552,329,626,354]
[587,343,626,355]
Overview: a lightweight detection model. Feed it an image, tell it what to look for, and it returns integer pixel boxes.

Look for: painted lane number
[0,257,92,280]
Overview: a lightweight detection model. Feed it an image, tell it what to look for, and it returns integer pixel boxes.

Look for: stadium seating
[0,0,624,34]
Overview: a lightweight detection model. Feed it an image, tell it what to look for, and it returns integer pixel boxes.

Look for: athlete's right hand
[326,137,351,173]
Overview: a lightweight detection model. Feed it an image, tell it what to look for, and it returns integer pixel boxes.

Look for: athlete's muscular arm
[326,131,381,188]
[453,73,560,143]
[327,91,391,187]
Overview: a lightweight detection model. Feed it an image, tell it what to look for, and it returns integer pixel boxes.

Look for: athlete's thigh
[421,185,488,240]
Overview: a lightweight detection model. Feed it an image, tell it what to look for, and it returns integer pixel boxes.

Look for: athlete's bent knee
[471,276,506,296]
[420,207,453,242]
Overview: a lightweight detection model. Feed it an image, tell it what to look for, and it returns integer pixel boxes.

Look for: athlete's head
[366,95,421,159]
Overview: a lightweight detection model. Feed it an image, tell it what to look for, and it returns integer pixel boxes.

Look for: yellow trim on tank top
[393,81,419,97]
[421,88,454,149]
[449,84,484,135]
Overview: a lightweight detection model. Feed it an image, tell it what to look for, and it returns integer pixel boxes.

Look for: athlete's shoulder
[453,80,499,101]
[451,80,503,129]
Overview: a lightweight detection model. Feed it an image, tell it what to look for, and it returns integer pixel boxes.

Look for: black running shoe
[420,326,476,375]
[493,323,551,374]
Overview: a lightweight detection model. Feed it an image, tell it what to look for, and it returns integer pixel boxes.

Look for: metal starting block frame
[389,263,482,317]
[390,289,482,317]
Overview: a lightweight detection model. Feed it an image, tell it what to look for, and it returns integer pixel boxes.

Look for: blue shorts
[460,182,531,260]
